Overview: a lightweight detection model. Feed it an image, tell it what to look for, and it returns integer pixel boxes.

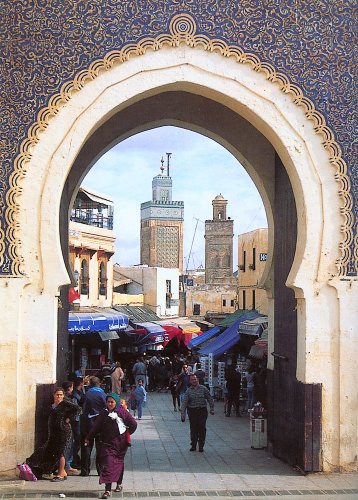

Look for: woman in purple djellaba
[85,392,137,499]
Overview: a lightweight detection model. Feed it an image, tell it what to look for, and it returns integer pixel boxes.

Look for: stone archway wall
[0,7,357,474]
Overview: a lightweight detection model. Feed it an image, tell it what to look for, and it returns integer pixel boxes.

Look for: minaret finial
[160,156,165,174]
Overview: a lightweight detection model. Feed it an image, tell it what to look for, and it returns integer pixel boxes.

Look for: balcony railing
[71,209,113,230]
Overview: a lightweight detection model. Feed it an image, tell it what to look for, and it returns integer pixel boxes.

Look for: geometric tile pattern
[1,3,356,276]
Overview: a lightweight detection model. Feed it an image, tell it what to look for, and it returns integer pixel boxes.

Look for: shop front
[68,311,129,373]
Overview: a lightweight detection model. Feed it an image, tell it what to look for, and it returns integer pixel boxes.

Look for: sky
[83,126,267,271]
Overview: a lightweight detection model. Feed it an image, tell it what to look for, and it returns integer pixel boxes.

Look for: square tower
[205,194,234,284]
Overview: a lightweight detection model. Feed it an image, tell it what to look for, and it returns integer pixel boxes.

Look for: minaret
[204,194,234,284]
[140,156,184,271]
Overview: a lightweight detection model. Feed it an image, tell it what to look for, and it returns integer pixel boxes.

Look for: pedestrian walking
[101,360,114,393]
[176,363,190,410]
[80,376,106,476]
[132,357,147,388]
[84,393,137,498]
[225,367,241,417]
[194,363,206,385]
[61,380,80,475]
[245,367,256,412]
[169,373,180,411]
[147,355,159,391]
[111,362,125,395]
[72,377,85,469]
[181,374,214,452]
[134,379,147,419]
[128,385,137,417]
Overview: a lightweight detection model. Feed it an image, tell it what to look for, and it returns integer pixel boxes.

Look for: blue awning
[187,325,221,349]
[69,312,129,334]
[198,311,260,357]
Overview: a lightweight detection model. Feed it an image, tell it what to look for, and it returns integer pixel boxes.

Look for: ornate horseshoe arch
[4,13,355,279]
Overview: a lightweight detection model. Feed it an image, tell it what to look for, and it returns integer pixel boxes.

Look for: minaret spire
[166,152,172,177]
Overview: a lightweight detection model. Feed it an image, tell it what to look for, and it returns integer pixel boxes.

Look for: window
[242,250,246,271]
[242,290,246,310]
[193,304,201,315]
[99,261,107,297]
[252,290,256,310]
[222,299,227,307]
[230,299,235,307]
[249,247,256,270]
[166,280,172,308]
[80,259,89,295]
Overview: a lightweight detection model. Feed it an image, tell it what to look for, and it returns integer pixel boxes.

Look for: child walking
[134,379,147,420]
[128,385,137,417]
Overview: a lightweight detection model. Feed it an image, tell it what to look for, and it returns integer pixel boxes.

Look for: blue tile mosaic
[1,1,356,275]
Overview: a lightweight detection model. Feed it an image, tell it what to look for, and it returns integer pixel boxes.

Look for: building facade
[185,282,237,318]
[237,228,268,315]
[114,265,179,317]
[140,163,184,272]
[205,194,234,284]
[1,4,357,475]
[69,187,115,307]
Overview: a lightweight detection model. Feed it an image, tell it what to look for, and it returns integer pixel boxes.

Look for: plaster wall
[238,228,269,314]
[186,284,237,317]
[116,266,179,317]
[0,46,357,472]
[112,292,144,306]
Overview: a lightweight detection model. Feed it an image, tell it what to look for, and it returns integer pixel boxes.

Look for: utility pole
[183,217,201,317]
[186,217,200,273]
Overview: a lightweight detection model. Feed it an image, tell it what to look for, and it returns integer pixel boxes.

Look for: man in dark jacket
[225,367,241,417]
[80,376,106,476]
[194,363,206,385]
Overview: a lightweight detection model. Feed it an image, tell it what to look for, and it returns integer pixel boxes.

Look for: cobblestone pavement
[1,392,357,499]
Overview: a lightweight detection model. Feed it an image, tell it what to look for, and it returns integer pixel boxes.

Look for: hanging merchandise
[208,353,214,396]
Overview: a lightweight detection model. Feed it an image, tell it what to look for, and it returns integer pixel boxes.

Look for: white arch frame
[2,45,356,473]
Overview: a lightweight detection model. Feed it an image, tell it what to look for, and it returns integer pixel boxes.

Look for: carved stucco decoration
[2,10,356,277]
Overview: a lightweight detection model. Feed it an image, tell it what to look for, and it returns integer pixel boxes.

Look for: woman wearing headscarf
[26,387,81,481]
[84,392,137,499]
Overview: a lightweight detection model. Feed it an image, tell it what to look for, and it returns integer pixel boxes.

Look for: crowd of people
[26,375,138,498]
[24,352,266,497]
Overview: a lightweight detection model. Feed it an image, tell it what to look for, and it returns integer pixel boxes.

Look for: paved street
[1,392,357,499]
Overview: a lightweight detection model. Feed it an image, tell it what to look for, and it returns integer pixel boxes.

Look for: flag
[68,287,80,303]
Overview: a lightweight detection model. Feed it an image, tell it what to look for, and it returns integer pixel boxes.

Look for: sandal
[102,492,111,499]
[51,476,65,482]
[114,485,123,492]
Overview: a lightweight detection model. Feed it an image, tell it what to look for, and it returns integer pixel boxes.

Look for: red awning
[161,325,183,346]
